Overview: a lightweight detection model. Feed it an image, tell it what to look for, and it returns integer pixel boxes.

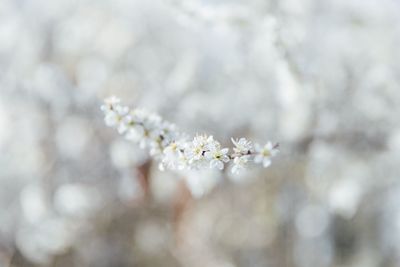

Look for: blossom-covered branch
[101,97,279,174]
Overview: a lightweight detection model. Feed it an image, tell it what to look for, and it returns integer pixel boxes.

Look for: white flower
[124,124,145,143]
[254,142,279,168]
[149,141,163,157]
[162,141,180,164]
[204,144,229,170]
[101,97,128,128]
[130,109,148,124]
[159,123,178,146]
[103,105,129,128]
[143,114,162,136]
[185,134,212,163]
[231,155,250,174]
[101,96,120,111]
[104,96,120,105]
[163,141,180,155]
[231,137,253,154]
[117,114,133,134]
[176,152,189,170]
[160,141,187,170]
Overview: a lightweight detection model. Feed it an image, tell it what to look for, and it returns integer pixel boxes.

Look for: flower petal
[263,159,271,168]
[254,155,263,163]
[221,148,229,154]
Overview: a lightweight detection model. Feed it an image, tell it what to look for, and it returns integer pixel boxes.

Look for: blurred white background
[1,0,400,266]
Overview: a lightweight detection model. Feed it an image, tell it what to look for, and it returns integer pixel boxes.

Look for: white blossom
[105,105,129,128]
[125,123,146,144]
[100,97,129,128]
[185,134,213,165]
[102,96,120,106]
[231,137,253,154]
[254,142,279,168]
[204,143,230,170]
[160,140,187,170]
[231,155,250,174]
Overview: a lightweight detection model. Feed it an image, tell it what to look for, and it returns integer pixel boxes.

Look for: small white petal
[263,159,271,168]
[210,160,223,170]
[216,160,224,170]
[254,143,262,152]
[266,142,273,150]
[204,152,213,159]
[117,124,127,134]
[254,154,263,163]
[232,165,239,174]
[231,138,237,146]
[222,155,230,163]
[220,148,229,154]
[271,148,279,156]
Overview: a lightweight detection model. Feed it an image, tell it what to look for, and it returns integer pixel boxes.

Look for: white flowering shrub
[101,96,279,175]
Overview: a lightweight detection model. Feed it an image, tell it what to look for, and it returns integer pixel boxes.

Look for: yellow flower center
[262,149,271,157]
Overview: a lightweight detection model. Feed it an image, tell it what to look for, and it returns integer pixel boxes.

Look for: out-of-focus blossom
[254,142,279,168]
[231,155,250,174]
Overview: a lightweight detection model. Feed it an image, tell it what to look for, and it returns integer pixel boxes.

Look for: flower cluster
[101,97,279,174]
